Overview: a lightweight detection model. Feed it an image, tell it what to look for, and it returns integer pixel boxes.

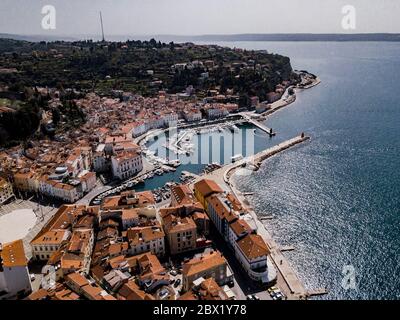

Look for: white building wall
[111,154,143,180]
[0,266,32,299]
[128,238,165,257]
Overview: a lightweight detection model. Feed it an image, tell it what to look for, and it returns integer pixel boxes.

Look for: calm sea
[219,41,400,300]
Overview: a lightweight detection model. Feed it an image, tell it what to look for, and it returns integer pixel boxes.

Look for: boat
[231,154,243,163]
[232,124,240,133]
[169,160,181,167]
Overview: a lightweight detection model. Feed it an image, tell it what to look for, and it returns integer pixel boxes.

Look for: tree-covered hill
[0,38,297,98]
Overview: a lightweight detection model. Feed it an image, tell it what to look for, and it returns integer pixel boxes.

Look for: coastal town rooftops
[229,219,253,237]
[31,230,71,245]
[31,204,88,241]
[178,291,198,300]
[118,280,155,300]
[126,225,165,245]
[206,193,239,223]
[194,179,223,198]
[67,229,92,253]
[65,272,90,289]
[131,252,166,281]
[107,242,129,257]
[182,250,227,277]
[198,278,229,300]
[226,193,243,212]
[121,208,139,221]
[112,150,140,164]
[81,284,110,300]
[26,288,50,300]
[101,191,155,210]
[105,134,130,144]
[171,184,196,205]
[60,253,84,270]
[161,211,197,234]
[237,234,270,260]
[0,239,27,268]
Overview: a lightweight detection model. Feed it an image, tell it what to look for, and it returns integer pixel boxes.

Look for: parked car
[267,286,279,294]
[272,292,284,300]
[269,286,285,300]
[246,295,254,300]
[159,288,169,299]
[174,279,181,288]
[30,274,36,282]
[170,270,178,276]
[252,294,260,300]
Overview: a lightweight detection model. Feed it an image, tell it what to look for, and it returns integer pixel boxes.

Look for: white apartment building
[205,107,229,120]
[132,121,147,137]
[127,226,165,257]
[53,182,81,203]
[111,151,143,180]
[162,112,179,127]
[31,230,71,261]
[183,109,202,122]
[0,240,32,300]
[235,234,274,283]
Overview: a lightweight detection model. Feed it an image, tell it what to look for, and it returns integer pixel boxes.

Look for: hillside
[0,38,296,97]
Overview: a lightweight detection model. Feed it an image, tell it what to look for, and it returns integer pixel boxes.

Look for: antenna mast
[99,11,105,42]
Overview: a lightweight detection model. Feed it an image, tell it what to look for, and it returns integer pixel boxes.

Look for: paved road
[76,182,112,205]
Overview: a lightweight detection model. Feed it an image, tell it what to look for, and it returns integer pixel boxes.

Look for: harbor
[85,73,324,299]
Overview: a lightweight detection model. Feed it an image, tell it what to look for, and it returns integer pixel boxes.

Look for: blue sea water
[220,41,400,300]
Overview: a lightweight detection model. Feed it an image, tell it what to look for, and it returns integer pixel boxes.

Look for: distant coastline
[1,33,400,43]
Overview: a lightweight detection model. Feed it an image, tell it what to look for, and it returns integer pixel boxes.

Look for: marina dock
[307,288,329,297]
[242,114,276,136]
[281,245,295,252]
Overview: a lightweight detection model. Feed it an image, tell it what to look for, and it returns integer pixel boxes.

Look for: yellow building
[182,250,232,292]
[0,177,14,204]
[193,179,223,209]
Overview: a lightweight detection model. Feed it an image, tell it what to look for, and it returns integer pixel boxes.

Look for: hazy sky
[1,0,399,36]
